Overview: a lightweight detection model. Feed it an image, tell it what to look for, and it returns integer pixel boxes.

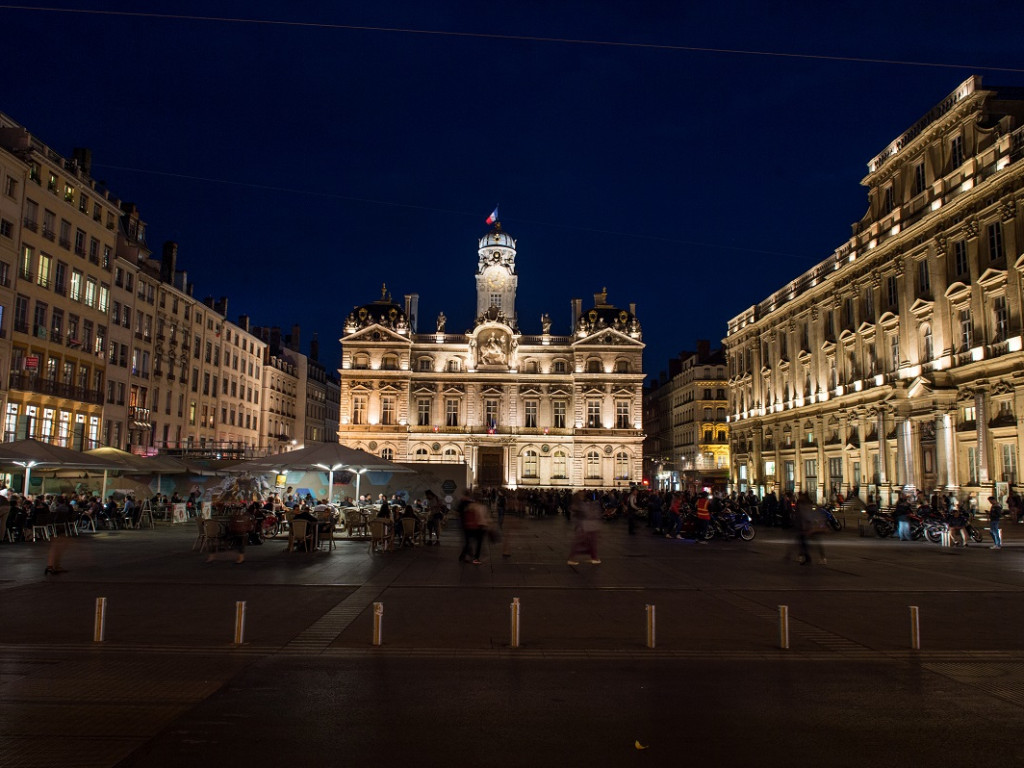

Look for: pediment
[797,349,812,364]
[944,281,971,302]
[344,323,412,344]
[573,328,642,347]
[838,329,857,344]
[909,298,934,318]
[877,311,899,330]
[906,375,934,399]
[857,321,876,336]
[547,384,572,396]
[378,381,403,393]
[519,385,543,396]
[611,385,635,396]
[977,267,1007,288]
[412,383,437,394]
[820,339,836,354]
[480,384,505,396]
[581,384,606,395]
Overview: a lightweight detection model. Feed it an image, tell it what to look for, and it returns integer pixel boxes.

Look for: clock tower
[475,222,518,326]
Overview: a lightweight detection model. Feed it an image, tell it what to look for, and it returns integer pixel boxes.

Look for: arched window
[614,359,630,373]
[553,360,568,373]
[524,360,539,373]
[922,325,933,362]
[585,450,601,479]
[586,359,602,373]
[522,450,538,478]
[443,447,460,462]
[352,354,370,369]
[614,451,630,480]
[446,358,461,372]
[381,447,394,460]
[414,447,428,459]
[381,354,399,370]
[552,450,568,479]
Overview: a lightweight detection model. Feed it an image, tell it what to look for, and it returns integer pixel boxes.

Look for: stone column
[896,413,914,492]
[876,408,888,484]
[976,388,990,485]
[935,412,949,490]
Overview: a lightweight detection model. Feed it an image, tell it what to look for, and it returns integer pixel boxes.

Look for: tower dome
[478,221,516,250]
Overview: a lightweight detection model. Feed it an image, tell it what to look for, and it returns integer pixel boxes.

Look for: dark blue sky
[3,2,1023,380]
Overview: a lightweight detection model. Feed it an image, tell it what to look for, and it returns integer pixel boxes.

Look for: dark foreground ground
[3,512,1024,767]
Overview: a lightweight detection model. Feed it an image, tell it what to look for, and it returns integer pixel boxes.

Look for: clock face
[485,269,506,290]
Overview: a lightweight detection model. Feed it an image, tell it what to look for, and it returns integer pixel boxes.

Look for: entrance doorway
[478,447,504,488]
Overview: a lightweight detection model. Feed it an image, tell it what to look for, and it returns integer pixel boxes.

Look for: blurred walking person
[567,491,601,565]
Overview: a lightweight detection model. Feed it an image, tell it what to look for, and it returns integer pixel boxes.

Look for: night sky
[3,2,1023,381]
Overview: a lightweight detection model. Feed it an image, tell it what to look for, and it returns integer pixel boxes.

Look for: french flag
[485,205,499,225]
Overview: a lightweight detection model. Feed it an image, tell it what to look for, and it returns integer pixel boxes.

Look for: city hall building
[725,76,1024,507]
[337,222,645,489]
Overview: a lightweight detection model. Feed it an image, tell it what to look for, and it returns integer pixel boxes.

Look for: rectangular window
[485,399,499,429]
[918,260,930,295]
[417,398,431,426]
[883,185,895,214]
[524,400,538,429]
[954,240,968,277]
[586,399,601,428]
[994,296,1009,341]
[352,395,367,425]
[1002,444,1017,483]
[864,289,874,321]
[889,334,900,371]
[950,135,964,168]
[914,161,926,195]
[36,252,51,288]
[804,459,818,496]
[553,401,566,429]
[381,396,395,426]
[615,400,630,429]
[988,221,1004,262]
[959,309,973,351]
[886,274,898,307]
[967,446,978,485]
[69,269,82,301]
[84,277,97,308]
[445,398,459,427]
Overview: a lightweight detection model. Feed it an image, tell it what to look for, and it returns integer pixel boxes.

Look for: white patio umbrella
[0,439,123,496]
[230,443,415,503]
[85,447,190,499]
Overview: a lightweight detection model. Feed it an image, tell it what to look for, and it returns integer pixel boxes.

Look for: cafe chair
[345,509,368,538]
[288,519,314,553]
[318,515,336,552]
[368,518,391,554]
[202,519,225,552]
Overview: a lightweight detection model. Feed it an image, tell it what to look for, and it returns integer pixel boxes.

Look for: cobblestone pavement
[2,514,1024,767]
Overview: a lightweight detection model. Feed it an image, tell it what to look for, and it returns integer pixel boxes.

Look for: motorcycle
[821,504,843,532]
[709,508,756,541]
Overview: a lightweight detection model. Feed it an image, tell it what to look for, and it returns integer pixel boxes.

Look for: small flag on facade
[485,206,499,225]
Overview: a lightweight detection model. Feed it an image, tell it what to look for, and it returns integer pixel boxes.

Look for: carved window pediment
[977,267,1007,289]
[857,321,876,337]
[838,329,857,345]
[820,339,836,354]
[909,298,934,318]
[877,311,899,330]
[945,281,971,303]
[797,349,812,364]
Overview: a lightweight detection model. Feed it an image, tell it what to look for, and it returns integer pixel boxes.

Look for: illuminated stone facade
[725,76,1024,506]
[338,223,646,489]
[644,343,729,492]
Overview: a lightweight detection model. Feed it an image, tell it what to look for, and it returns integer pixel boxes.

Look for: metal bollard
[645,604,656,649]
[234,601,246,645]
[909,605,920,650]
[372,602,384,646]
[510,597,521,648]
[940,529,951,548]
[778,605,789,650]
[93,597,107,643]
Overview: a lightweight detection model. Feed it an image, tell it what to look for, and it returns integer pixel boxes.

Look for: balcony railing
[8,371,103,404]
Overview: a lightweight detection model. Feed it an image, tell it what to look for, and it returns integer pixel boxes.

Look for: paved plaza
[3,513,1024,767]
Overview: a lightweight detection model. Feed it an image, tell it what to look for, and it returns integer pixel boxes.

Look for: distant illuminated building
[337,222,646,489]
[725,76,1024,507]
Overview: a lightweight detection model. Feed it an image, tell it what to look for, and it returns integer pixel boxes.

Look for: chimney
[310,332,320,362]
[629,302,636,316]
[237,314,250,333]
[72,147,93,176]
[697,339,710,361]
[161,242,178,284]
[404,293,419,332]
[571,298,582,328]
[289,324,300,352]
